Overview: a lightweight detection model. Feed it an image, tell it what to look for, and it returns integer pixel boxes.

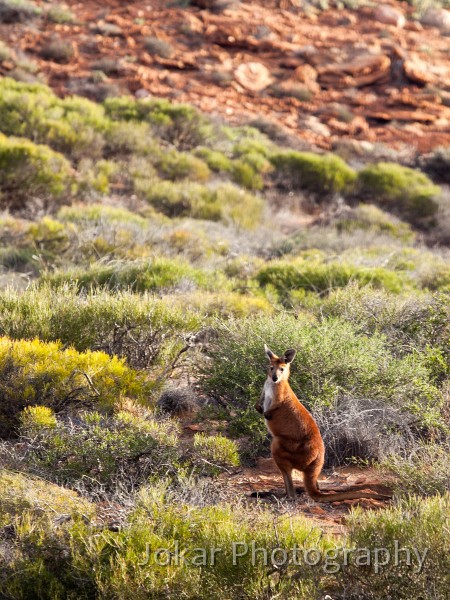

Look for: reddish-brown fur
[255,345,389,502]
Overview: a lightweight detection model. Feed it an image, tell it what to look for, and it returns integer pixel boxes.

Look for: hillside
[0,1,449,599]
[1,0,450,152]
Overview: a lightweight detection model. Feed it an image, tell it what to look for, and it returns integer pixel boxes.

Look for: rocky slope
[1,0,450,153]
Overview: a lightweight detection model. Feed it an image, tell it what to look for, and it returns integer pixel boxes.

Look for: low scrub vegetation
[0,469,94,526]
[0,285,202,369]
[0,133,73,208]
[42,258,229,294]
[0,336,150,435]
[0,74,449,599]
[195,313,445,458]
[270,150,357,197]
[0,479,447,599]
[19,405,182,489]
[0,0,41,23]
[256,257,406,300]
[356,162,440,225]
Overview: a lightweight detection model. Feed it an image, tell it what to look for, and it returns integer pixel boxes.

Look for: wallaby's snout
[272,373,278,383]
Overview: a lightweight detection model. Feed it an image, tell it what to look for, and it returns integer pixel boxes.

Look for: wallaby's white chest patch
[263,380,275,413]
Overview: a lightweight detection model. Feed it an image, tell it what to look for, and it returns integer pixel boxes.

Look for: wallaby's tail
[303,472,391,503]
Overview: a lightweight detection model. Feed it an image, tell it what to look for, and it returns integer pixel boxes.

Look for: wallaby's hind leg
[302,458,323,500]
[280,468,296,500]
[272,438,296,499]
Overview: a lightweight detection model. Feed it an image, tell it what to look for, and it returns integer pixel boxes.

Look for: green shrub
[0,78,108,159]
[212,184,264,229]
[0,0,41,23]
[103,120,157,156]
[46,4,75,24]
[77,158,118,195]
[417,262,450,293]
[256,258,406,299]
[1,483,332,599]
[0,336,150,436]
[321,285,450,359]
[28,215,75,253]
[19,407,181,487]
[0,246,38,272]
[334,204,415,242]
[231,159,264,190]
[380,442,450,497]
[0,284,202,369]
[356,162,440,225]
[136,179,215,218]
[157,150,210,182]
[139,180,264,229]
[103,96,216,149]
[270,150,356,197]
[57,203,148,227]
[42,258,225,294]
[192,433,239,474]
[336,494,450,600]
[0,134,73,207]
[194,147,233,172]
[232,138,272,159]
[170,291,274,317]
[0,470,94,526]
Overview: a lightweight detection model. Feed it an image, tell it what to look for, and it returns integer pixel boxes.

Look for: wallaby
[255,344,389,503]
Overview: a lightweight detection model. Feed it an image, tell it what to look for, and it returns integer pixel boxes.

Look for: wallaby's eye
[280,368,284,372]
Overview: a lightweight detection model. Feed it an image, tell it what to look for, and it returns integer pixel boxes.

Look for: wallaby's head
[264,344,296,383]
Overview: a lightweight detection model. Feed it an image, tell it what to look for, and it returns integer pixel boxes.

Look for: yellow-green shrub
[270,150,356,197]
[42,258,227,293]
[336,494,450,600]
[0,336,150,436]
[335,204,415,242]
[0,470,94,527]
[0,78,107,159]
[57,202,148,227]
[20,405,57,433]
[18,407,181,487]
[168,291,274,318]
[103,96,216,150]
[138,180,264,229]
[192,433,240,474]
[194,147,233,172]
[157,150,210,182]
[356,162,440,225]
[0,134,73,206]
[256,258,406,299]
[0,285,203,369]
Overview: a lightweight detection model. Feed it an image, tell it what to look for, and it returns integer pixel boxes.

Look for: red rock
[318,54,391,88]
[421,8,450,32]
[374,5,406,28]
[354,477,368,485]
[403,58,435,86]
[234,62,273,92]
[293,64,320,92]
[309,506,327,515]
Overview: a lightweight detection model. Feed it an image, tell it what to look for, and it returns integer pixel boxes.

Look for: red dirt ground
[1,0,450,153]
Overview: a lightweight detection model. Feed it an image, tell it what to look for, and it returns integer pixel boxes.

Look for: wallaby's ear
[264,344,277,360]
[283,348,296,364]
